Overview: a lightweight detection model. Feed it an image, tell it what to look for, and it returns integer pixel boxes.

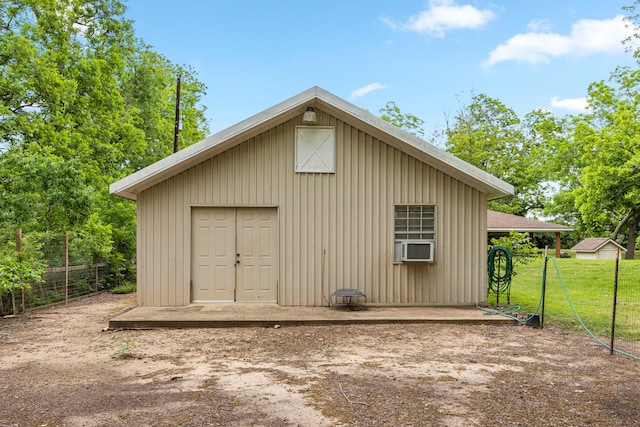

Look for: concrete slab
[109,304,516,329]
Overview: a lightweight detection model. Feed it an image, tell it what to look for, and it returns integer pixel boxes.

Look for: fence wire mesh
[487,254,640,360]
[0,263,111,316]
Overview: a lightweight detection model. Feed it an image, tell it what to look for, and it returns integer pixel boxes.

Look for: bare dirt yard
[1,293,639,427]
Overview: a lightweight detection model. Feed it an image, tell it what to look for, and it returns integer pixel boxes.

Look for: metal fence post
[610,247,620,355]
[64,231,69,304]
[540,247,549,329]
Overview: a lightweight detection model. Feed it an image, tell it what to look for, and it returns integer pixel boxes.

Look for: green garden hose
[488,245,513,294]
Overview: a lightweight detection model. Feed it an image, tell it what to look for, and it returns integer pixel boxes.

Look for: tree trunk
[611,207,636,241]
[611,205,640,260]
[625,216,637,260]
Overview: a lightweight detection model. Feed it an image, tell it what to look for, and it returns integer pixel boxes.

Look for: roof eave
[488,227,574,233]
[313,90,515,200]
[110,87,320,199]
[110,86,515,201]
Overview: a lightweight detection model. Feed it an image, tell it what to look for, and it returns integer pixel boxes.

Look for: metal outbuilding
[110,87,514,307]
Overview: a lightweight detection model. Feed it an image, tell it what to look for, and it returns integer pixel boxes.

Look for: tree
[121,44,208,169]
[379,101,425,138]
[0,0,210,274]
[569,66,640,259]
[0,233,45,312]
[444,93,556,216]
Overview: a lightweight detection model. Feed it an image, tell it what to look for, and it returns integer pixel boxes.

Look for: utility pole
[173,72,182,153]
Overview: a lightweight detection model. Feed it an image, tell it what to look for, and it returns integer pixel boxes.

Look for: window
[295,126,335,173]
[394,205,436,262]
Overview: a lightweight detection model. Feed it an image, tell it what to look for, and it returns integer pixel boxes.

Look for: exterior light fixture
[302,106,317,124]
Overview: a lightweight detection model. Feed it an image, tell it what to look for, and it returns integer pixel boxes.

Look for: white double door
[191,207,278,303]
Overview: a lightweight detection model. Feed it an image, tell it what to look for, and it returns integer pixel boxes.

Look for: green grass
[488,257,640,343]
[110,282,137,294]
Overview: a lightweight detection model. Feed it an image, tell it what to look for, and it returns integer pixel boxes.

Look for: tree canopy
[443,93,558,217]
[0,0,209,276]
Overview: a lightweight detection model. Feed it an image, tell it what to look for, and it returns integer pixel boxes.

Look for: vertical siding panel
[313,173,321,306]
[368,135,378,303]
[175,173,186,305]
[160,182,169,305]
[145,189,153,307]
[202,159,210,206]
[445,180,454,303]
[381,142,391,304]
[270,128,278,204]
[235,143,243,204]
[258,133,266,205]
[150,186,159,305]
[372,138,381,303]
[354,128,361,289]
[465,187,473,303]
[136,192,145,306]
[334,121,344,291]
[357,130,365,292]
[291,123,301,305]
[284,122,295,305]
[145,190,153,306]
[328,120,339,298]
[298,173,307,305]
[479,194,488,302]
[322,172,330,305]
[391,149,400,303]
[436,174,447,303]
[209,156,217,204]
[276,124,286,304]
[167,178,176,305]
[431,168,440,303]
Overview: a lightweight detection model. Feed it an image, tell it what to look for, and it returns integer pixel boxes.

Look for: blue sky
[124,0,637,137]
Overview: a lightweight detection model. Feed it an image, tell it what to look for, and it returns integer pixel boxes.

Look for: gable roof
[487,210,573,233]
[110,86,514,201]
[571,238,627,253]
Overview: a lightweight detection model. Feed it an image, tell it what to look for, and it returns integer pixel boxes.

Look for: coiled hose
[488,245,513,294]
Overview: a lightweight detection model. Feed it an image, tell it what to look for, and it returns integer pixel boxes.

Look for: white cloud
[550,96,588,112]
[350,83,389,100]
[526,19,552,32]
[485,15,632,67]
[381,0,495,37]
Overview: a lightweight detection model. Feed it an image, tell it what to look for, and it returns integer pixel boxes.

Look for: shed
[487,210,573,258]
[110,86,514,307]
[571,238,626,260]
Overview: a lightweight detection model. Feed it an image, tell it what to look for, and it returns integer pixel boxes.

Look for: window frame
[393,204,436,263]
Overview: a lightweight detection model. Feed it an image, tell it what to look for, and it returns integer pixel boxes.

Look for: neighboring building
[110,87,513,307]
[487,210,574,258]
[571,238,627,260]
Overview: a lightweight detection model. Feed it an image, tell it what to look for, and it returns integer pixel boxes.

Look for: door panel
[191,207,277,303]
[191,208,235,302]
[236,208,278,302]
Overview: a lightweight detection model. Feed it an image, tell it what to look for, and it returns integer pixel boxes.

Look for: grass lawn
[488,257,640,343]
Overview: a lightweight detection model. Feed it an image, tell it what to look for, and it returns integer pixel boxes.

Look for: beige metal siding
[136,109,488,306]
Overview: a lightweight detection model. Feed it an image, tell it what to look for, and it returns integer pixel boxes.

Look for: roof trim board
[110,86,514,201]
[486,209,573,233]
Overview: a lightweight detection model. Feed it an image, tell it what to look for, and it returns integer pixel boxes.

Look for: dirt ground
[0,293,639,427]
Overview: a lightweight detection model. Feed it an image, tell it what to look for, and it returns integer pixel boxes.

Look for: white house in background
[110,86,514,308]
[571,238,627,260]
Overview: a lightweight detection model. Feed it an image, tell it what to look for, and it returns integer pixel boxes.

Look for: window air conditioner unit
[401,240,435,262]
